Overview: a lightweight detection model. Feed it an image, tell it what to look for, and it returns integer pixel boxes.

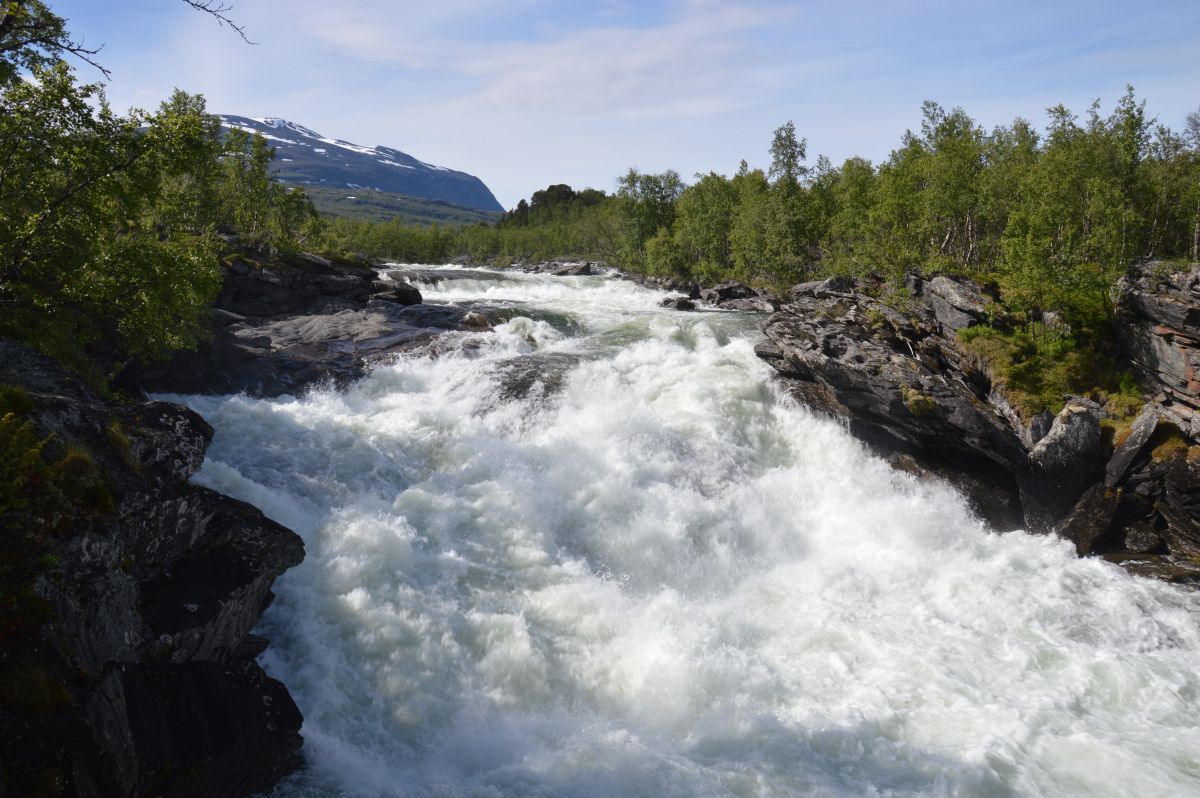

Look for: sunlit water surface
[172,266,1200,797]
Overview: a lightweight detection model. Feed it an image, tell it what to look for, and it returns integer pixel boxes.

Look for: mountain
[219,115,504,214]
[300,186,500,226]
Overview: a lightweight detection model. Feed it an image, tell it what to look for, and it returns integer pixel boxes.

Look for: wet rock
[372,279,422,305]
[1124,521,1165,554]
[490,352,584,402]
[516,260,593,276]
[388,267,508,285]
[1102,553,1200,584]
[126,250,497,398]
[717,296,780,312]
[1054,483,1120,555]
[1023,399,1105,529]
[658,296,696,311]
[700,281,756,304]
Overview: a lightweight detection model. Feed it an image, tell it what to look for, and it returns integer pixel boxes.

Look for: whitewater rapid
[173,266,1200,797]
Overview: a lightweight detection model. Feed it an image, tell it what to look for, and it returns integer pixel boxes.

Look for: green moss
[1149,423,1191,463]
[958,320,1143,422]
[221,252,264,271]
[0,385,34,417]
[900,385,937,416]
[0,662,71,713]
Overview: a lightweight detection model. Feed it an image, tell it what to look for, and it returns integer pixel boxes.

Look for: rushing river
[175,266,1200,797]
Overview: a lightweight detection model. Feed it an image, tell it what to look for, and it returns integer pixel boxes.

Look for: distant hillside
[303,185,500,226]
[220,115,504,213]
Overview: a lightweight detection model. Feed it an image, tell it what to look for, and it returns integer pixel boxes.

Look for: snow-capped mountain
[219,116,503,213]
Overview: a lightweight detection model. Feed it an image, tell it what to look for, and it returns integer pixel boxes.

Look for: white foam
[175,267,1200,797]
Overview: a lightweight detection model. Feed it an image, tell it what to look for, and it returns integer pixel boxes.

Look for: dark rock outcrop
[1116,260,1200,437]
[700,281,757,304]
[923,275,989,332]
[757,275,1030,529]
[127,252,494,398]
[756,271,1200,583]
[658,296,696,311]
[0,341,304,796]
[511,260,594,277]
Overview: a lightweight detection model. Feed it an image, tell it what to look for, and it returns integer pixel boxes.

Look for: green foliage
[0,411,111,649]
[0,9,322,375]
[957,315,1140,419]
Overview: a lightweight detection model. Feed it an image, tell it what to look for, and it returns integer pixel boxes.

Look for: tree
[672,172,736,280]
[614,167,684,269]
[0,65,222,370]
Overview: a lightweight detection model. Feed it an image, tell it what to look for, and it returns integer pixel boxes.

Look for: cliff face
[756,268,1200,583]
[0,341,304,797]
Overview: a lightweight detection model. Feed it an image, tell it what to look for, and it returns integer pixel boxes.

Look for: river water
[175,266,1200,797]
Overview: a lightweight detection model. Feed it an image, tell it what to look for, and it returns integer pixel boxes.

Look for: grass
[958,320,1143,423]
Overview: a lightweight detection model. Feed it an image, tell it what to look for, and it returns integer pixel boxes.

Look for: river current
[173,266,1200,797]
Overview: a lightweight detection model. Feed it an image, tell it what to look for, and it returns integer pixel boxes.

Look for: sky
[50,0,1200,209]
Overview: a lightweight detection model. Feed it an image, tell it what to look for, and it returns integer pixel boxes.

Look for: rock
[1104,404,1160,486]
[125,248,505,398]
[924,275,988,332]
[1029,409,1055,445]
[700,281,756,304]
[717,296,780,312]
[217,252,375,317]
[1124,521,1165,553]
[0,341,304,797]
[549,261,592,276]
[1115,260,1200,435]
[659,296,696,311]
[756,276,1029,530]
[489,352,584,402]
[372,279,422,305]
[386,267,507,286]
[1103,552,1200,584]
[757,270,1200,580]
[1160,452,1200,557]
[1023,399,1105,529]
[516,260,593,276]
[1053,483,1120,555]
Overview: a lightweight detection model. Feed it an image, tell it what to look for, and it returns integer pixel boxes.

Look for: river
[173,265,1200,797]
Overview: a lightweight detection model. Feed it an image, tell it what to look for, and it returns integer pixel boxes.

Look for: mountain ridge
[220,115,504,214]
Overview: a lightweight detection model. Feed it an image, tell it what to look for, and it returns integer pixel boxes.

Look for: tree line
[329,89,1200,330]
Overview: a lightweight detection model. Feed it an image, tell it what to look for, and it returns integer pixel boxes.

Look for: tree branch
[180,0,256,45]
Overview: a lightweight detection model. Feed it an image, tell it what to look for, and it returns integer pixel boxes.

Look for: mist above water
[176,266,1200,797]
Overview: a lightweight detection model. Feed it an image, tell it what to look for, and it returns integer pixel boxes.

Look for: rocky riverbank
[1,247,511,795]
[0,341,304,796]
[755,263,1200,583]
[126,250,491,398]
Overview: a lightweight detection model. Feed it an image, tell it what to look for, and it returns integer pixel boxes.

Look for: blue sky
[51,0,1200,209]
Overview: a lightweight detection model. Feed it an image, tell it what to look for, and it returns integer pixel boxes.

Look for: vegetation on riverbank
[322,90,1200,415]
